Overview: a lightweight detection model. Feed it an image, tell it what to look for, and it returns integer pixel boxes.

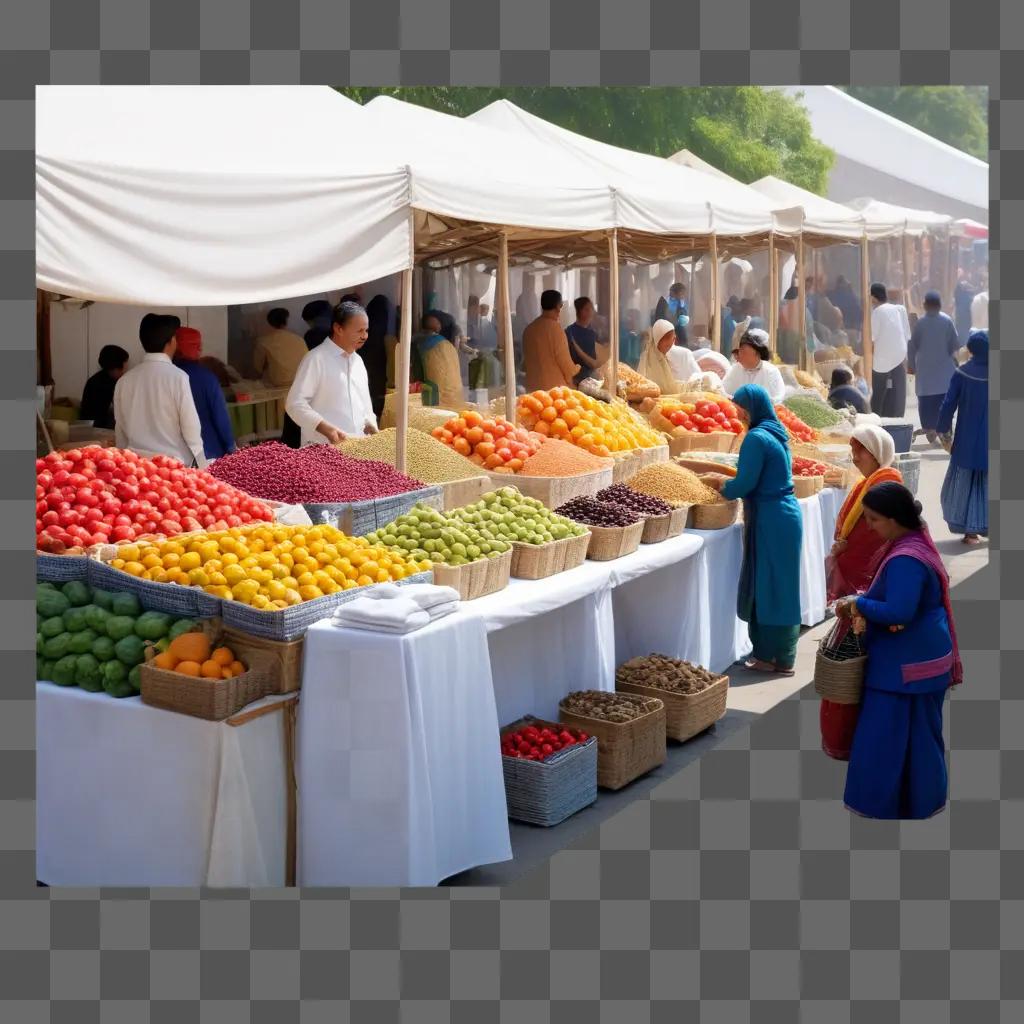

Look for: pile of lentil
[209,441,424,503]
[520,439,612,477]
[596,484,673,517]
[783,395,844,430]
[616,654,721,695]
[628,463,722,507]
[560,690,661,723]
[555,495,643,529]
[340,428,488,483]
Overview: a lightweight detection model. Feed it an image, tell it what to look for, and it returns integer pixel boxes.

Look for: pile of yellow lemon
[108,524,425,610]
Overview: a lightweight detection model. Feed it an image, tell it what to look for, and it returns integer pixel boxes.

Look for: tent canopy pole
[860,235,873,387]
[395,212,415,475]
[499,231,515,419]
[710,233,720,351]
[608,230,620,396]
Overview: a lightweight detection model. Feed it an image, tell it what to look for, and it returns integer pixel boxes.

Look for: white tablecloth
[798,494,828,626]
[609,532,709,669]
[298,614,512,887]
[37,684,291,887]
[691,524,753,674]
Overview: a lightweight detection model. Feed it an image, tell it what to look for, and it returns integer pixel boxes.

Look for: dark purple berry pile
[596,484,672,516]
[555,496,643,528]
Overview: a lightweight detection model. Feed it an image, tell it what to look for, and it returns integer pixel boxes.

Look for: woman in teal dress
[705,384,803,674]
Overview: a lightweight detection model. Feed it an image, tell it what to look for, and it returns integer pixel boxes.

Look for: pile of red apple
[501,723,591,762]
[792,456,829,478]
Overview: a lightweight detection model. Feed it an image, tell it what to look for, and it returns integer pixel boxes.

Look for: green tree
[842,87,988,161]
[337,86,835,193]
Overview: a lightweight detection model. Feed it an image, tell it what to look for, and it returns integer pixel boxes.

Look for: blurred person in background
[828,366,869,414]
[301,299,333,352]
[254,308,307,388]
[523,290,579,391]
[361,295,391,420]
[80,345,129,429]
[566,296,601,386]
[869,283,909,417]
[907,291,961,443]
[173,327,236,461]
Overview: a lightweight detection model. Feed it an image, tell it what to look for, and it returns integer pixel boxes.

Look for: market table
[298,612,512,888]
[691,523,753,674]
[37,684,294,887]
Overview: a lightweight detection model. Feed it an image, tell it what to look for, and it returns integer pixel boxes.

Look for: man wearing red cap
[114,314,206,467]
[173,326,236,461]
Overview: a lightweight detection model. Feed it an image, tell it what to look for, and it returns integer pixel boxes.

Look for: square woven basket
[510,532,591,580]
[557,697,667,791]
[586,520,645,561]
[617,675,729,743]
[37,553,90,583]
[430,549,511,601]
[500,716,598,826]
[640,506,688,544]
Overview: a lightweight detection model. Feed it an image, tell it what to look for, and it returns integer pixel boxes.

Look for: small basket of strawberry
[499,717,598,826]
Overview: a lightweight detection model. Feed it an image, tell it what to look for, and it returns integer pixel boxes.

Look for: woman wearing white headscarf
[820,423,904,761]
[638,319,699,395]
[721,328,786,402]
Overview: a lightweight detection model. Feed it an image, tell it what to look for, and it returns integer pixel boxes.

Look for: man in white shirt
[114,314,207,467]
[971,289,988,331]
[869,283,909,418]
[286,301,378,446]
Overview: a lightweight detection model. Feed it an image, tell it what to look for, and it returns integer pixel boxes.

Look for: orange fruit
[169,632,211,665]
[222,668,234,679]
[540,406,558,422]
[211,647,234,667]
[152,651,178,671]
[533,420,550,436]
[200,659,223,679]
[229,661,246,677]
[551,418,568,436]
[176,661,202,677]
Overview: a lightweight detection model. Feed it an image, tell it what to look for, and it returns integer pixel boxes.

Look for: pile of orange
[517,388,664,457]
[151,631,246,680]
[431,411,544,473]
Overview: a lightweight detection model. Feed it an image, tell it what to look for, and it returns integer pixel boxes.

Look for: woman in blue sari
[836,482,962,819]
[937,329,988,544]
[705,384,803,674]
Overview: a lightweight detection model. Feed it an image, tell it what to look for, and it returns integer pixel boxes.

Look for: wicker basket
[611,445,670,484]
[219,626,304,695]
[793,475,823,499]
[493,467,614,510]
[140,647,275,721]
[303,484,443,534]
[617,675,729,743]
[586,520,645,561]
[687,499,739,531]
[87,557,223,618]
[675,457,739,478]
[500,716,598,826]
[439,474,491,511]
[640,506,688,544]
[813,623,866,705]
[430,549,512,601]
[557,698,667,791]
[510,532,591,580]
[37,553,90,583]
[667,431,739,457]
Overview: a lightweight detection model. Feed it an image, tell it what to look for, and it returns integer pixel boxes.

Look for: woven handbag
[813,618,866,705]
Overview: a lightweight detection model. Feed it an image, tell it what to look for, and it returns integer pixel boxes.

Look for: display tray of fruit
[37,579,207,699]
[500,717,598,827]
[554,496,645,562]
[615,654,729,742]
[652,396,744,455]
[593,485,687,544]
[91,524,431,641]
[790,455,828,497]
[775,404,819,444]
[139,625,276,721]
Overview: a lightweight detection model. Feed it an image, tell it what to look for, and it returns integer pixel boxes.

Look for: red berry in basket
[541,743,553,756]
[578,732,589,743]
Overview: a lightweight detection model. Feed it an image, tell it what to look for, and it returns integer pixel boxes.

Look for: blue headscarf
[959,329,988,381]
[732,384,790,448]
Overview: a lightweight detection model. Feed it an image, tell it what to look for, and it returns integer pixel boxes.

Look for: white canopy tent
[845,197,952,237]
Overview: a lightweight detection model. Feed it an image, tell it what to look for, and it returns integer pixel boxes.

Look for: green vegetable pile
[37,580,202,698]
[365,487,587,568]
[782,395,844,429]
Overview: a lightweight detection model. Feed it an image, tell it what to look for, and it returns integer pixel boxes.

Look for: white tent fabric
[668,149,740,183]
[780,86,988,222]
[36,86,414,306]
[750,175,874,241]
[469,100,803,239]
[845,197,952,237]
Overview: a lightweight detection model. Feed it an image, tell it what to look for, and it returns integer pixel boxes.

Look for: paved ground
[447,393,987,887]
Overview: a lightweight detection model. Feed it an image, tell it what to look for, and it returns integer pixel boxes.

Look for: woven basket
[303,485,443,534]
[667,431,739,457]
[439,474,491,511]
[87,558,223,618]
[617,675,729,743]
[430,549,512,601]
[687,499,739,531]
[510,532,591,580]
[500,717,598,826]
[557,698,667,791]
[219,626,304,695]
[140,648,275,721]
[813,623,866,705]
[793,475,823,499]
[493,467,613,510]
[675,456,739,478]
[37,553,90,583]
[640,506,688,544]
[611,445,670,484]
[586,520,645,561]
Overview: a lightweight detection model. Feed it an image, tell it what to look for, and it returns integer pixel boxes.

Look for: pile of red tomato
[501,723,591,762]
[792,456,830,478]
[36,446,273,554]
[774,405,817,444]
[662,397,744,435]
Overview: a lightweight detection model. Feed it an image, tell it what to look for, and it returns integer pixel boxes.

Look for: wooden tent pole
[395,212,415,475]
[767,232,777,354]
[903,233,914,311]
[860,235,873,387]
[796,236,807,372]
[499,231,516,418]
[710,233,720,351]
[609,230,620,395]
[37,289,53,386]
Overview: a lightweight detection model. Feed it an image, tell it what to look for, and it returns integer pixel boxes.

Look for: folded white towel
[363,582,460,611]
[427,600,460,622]
[333,595,429,632]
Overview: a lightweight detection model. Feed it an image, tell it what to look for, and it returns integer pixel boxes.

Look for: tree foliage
[337,86,835,194]
[842,87,988,161]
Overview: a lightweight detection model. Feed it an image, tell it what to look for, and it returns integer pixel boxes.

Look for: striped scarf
[836,467,904,541]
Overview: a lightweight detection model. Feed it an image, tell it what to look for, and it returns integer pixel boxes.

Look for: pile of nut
[560,690,661,723]
[616,654,722,695]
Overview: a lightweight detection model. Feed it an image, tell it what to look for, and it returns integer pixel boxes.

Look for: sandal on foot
[743,658,776,672]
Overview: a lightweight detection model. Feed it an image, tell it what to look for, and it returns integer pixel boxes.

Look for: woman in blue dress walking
[705,384,803,675]
[836,482,962,819]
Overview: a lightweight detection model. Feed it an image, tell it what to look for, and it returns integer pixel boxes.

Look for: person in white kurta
[114,313,207,467]
[286,301,378,446]
[971,290,988,331]
[722,329,786,402]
